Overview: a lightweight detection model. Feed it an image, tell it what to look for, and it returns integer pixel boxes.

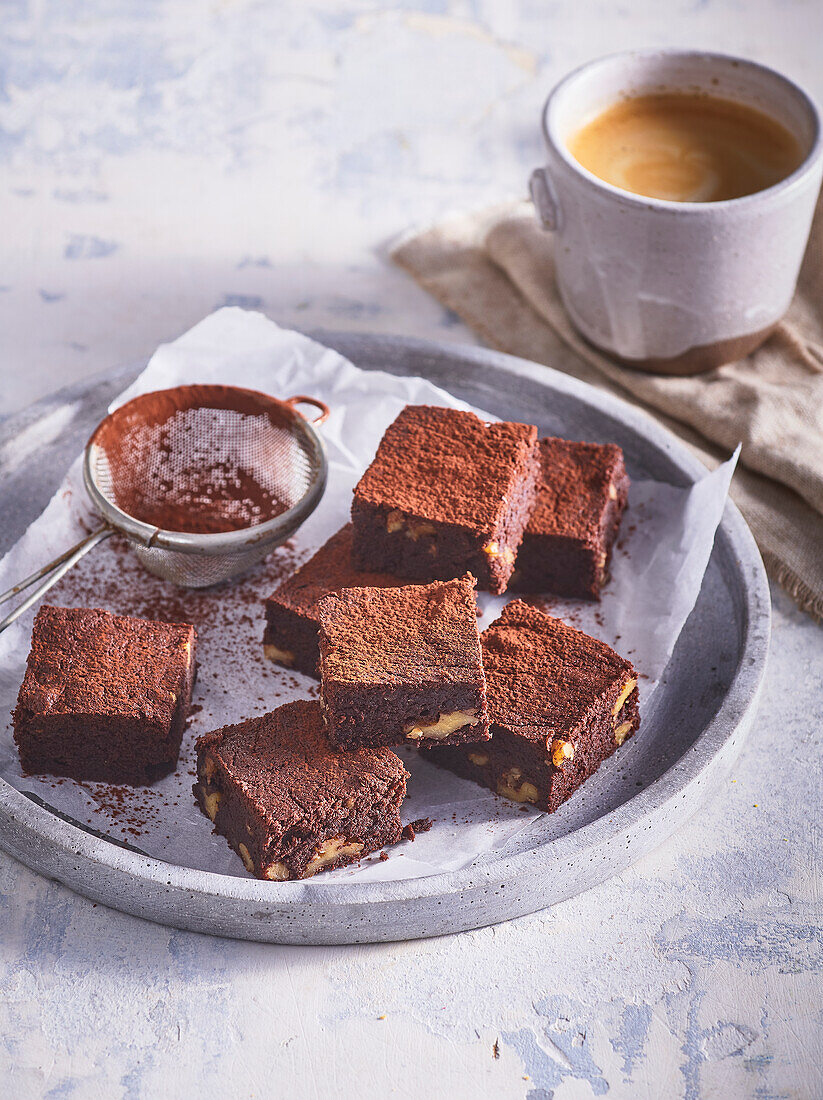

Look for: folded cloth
[392,195,823,621]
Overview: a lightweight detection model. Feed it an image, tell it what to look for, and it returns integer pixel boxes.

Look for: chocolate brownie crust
[263,524,404,677]
[193,700,408,879]
[423,600,640,813]
[351,405,540,594]
[354,405,538,527]
[318,575,490,749]
[13,605,196,785]
[512,438,630,599]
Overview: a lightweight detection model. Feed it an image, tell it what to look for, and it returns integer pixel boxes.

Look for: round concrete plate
[0,333,770,944]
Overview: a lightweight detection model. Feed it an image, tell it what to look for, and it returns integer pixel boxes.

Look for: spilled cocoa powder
[49,533,301,629]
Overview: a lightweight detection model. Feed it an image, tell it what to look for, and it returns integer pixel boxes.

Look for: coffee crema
[568,92,804,202]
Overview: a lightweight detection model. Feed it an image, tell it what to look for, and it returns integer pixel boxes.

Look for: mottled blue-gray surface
[1,2,821,1097]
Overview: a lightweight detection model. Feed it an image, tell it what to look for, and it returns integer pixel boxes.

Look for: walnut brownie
[317,575,490,750]
[422,600,640,813]
[12,604,196,785]
[511,437,630,599]
[263,524,405,678]
[193,700,408,880]
[351,405,540,595]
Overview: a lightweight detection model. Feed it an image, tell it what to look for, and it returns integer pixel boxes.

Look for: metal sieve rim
[82,386,329,557]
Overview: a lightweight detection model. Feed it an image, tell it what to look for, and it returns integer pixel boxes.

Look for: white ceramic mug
[530,50,823,375]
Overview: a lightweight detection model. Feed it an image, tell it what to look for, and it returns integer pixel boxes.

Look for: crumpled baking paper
[0,308,738,882]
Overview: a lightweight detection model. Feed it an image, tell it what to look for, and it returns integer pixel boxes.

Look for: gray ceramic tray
[0,333,770,944]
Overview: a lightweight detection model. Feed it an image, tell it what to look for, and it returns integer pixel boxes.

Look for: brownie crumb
[379,851,389,861]
[402,817,434,841]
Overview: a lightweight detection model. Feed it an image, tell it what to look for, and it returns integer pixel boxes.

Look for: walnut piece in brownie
[512,437,630,599]
[317,575,490,750]
[351,405,540,595]
[422,600,640,813]
[193,700,408,880]
[12,604,196,785]
[263,524,405,678]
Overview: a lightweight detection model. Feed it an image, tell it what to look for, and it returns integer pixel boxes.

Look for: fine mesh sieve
[0,385,329,631]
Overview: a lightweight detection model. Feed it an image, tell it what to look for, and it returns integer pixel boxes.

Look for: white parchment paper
[0,308,738,882]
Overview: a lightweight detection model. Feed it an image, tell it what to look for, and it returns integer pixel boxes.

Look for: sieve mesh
[83,385,328,587]
[131,541,278,588]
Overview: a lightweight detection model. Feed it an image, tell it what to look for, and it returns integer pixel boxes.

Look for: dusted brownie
[12,605,196,785]
[317,574,490,750]
[351,405,540,595]
[422,600,639,813]
[263,524,404,678]
[512,437,629,599]
[193,700,408,880]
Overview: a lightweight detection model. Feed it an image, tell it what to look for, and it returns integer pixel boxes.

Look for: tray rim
[0,330,771,940]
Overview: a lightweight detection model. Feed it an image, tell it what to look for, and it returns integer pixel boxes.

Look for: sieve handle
[286,394,330,425]
[0,526,113,634]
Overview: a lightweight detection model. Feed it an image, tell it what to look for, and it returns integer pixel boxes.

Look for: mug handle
[529,168,561,231]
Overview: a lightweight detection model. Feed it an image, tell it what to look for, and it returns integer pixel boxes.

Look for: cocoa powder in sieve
[91,385,306,534]
[125,468,290,535]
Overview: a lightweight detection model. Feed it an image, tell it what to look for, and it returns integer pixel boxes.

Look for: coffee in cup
[568,92,804,203]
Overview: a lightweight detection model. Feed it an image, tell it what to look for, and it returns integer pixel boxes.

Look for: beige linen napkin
[392,196,823,621]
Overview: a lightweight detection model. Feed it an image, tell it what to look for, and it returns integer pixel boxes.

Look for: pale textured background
[1,2,822,1098]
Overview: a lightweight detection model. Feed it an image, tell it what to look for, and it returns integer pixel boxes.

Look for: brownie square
[12,605,196,785]
[263,524,405,678]
[512,438,630,599]
[351,405,540,595]
[193,700,408,880]
[422,600,640,813]
[317,574,490,750]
